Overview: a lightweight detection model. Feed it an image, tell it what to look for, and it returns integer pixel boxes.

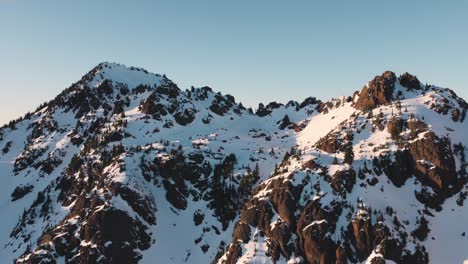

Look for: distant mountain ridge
[0,63,467,264]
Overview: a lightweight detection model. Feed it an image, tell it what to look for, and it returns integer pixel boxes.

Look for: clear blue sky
[1,0,467,125]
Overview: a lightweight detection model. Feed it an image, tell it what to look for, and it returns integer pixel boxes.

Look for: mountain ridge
[0,63,467,264]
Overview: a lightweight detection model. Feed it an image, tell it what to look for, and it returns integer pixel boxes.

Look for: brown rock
[270,220,293,258]
[331,169,356,194]
[452,108,461,122]
[407,119,427,134]
[301,220,336,264]
[408,132,456,190]
[232,222,251,243]
[221,242,243,264]
[355,71,396,111]
[351,209,374,261]
[315,132,341,153]
[335,245,348,264]
[387,117,404,140]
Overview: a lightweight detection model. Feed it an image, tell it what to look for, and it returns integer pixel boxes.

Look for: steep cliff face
[0,65,467,264]
[354,71,397,111]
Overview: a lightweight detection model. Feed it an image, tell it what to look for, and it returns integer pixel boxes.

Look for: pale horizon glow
[1,0,467,125]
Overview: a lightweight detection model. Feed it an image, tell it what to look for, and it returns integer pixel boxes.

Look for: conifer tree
[344,145,354,165]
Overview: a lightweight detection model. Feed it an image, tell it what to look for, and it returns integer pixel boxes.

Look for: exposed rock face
[14,156,156,264]
[239,199,275,232]
[315,132,341,153]
[256,102,283,117]
[381,150,415,187]
[452,108,461,122]
[314,120,354,154]
[298,97,320,110]
[301,223,335,264]
[355,71,397,111]
[278,115,293,130]
[408,132,457,190]
[351,207,374,261]
[399,72,421,90]
[222,169,428,264]
[140,85,199,126]
[331,169,356,195]
[209,93,237,116]
[296,200,342,264]
[11,184,34,201]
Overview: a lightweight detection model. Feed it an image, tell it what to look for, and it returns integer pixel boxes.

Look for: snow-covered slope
[0,65,466,264]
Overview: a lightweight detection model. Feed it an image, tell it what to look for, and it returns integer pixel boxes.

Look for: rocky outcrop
[399,72,421,90]
[381,150,415,187]
[315,132,342,153]
[222,175,301,263]
[296,200,343,264]
[256,102,283,117]
[315,122,354,154]
[173,109,196,126]
[408,132,456,190]
[140,92,168,118]
[301,221,336,264]
[298,97,320,110]
[331,169,357,196]
[355,71,396,111]
[372,129,457,194]
[11,184,34,201]
[14,135,157,263]
[452,108,461,122]
[387,116,404,140]
[209,94,237,116]
[278,115,293,130]
[407,119,428,134]
[351,207,374,261]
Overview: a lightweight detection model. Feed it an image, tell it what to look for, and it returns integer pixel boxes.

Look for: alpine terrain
[0,63,467,264]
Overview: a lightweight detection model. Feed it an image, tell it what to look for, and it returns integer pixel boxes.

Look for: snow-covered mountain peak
[82,62,168,90]
[353,70,467,114]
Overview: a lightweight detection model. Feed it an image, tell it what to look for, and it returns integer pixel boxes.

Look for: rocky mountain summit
[0,63,467,264]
